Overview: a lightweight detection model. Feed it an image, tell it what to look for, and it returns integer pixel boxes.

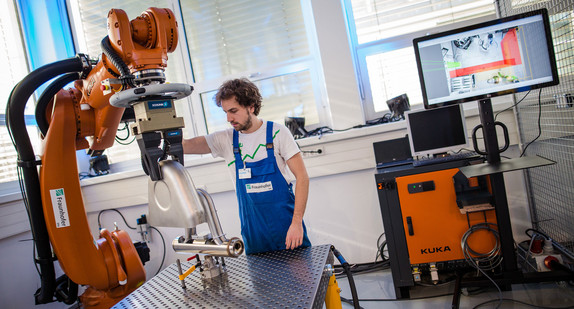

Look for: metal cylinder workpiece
[172,237,244,257]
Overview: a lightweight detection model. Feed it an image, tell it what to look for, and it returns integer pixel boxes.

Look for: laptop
[373,136,413,169]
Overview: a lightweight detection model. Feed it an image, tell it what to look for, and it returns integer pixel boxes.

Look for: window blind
[180,0,309,82]
[350,0,496,45]
[1,2,32,183]
[348,0,496,118]
[366,47,423,112]
[200,70,316,133]
[180,0,319,134]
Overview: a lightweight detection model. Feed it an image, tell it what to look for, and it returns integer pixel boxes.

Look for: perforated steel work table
[113,244,334,308]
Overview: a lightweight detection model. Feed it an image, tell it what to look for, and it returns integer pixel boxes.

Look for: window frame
[343,0,497,121]
[179,0,328,137]
[63,0,333,172]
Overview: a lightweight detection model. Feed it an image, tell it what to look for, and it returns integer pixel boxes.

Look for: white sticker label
[246,181,273,193]
[50,188,70,228]
[238,168,252,179]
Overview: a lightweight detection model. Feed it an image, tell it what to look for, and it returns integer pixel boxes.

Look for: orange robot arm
[37,7,181,308]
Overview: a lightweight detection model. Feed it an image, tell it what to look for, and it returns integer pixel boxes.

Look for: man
[182,78,311,254]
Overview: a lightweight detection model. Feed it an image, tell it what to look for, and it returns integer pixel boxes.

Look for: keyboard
[412,152,480,167]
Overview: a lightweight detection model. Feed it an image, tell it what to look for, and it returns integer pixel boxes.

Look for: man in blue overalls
[182,78,311,254]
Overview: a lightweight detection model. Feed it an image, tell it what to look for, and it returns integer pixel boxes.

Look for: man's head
[215,78,262,116]
[216,78,263,133]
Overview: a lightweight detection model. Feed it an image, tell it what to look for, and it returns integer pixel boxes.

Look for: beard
[232,112,253,132]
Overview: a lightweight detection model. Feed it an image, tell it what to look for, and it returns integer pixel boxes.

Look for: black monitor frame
[405,104,468,158]
[413,8,559,109]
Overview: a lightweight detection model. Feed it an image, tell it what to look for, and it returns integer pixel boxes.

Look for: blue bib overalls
[233,121,311,254]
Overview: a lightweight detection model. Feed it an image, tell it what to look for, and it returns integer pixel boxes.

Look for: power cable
[150,226,166,276]
[494,90,531,121]
[299,113,397,140]
[115,121,136,145]
[331,246,360,309]
[461,222,503,308]
[472,298,574,309]
[97,209,167,277]
[97,209,136,230]
[334,232,391,278]
[520,89,543,157]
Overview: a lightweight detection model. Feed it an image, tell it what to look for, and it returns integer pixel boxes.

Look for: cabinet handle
[406,216,414,236]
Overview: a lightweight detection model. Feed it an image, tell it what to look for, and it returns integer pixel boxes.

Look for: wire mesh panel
[498,0,574,254]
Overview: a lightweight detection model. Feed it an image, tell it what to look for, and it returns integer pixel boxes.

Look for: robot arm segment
[9,6,243,306]
[107,7,177,74]
[6,55,89,304]
[9,7,184,307]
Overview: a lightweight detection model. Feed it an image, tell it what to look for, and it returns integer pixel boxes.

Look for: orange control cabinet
[396,168,497,265]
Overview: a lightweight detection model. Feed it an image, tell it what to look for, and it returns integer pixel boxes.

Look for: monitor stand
[477,98,504,164]
[453,98,557,308]
[478,98,519,276]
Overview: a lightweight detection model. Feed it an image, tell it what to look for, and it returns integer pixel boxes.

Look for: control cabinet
[375,157,497,298]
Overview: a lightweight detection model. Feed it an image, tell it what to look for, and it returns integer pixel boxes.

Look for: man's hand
[285,152,308,250]
[285,222,304,250]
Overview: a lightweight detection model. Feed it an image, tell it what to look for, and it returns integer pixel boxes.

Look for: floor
[335,269,574,309]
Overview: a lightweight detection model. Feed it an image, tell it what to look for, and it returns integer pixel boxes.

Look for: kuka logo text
[421,246,451,254]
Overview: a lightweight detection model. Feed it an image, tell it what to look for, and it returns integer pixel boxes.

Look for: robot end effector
[117,87,247,260]
[106,8,244,259]
[109,83,193,181]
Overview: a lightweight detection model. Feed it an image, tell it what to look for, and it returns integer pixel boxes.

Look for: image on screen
[406,104,468,158]
[414,9,558,108]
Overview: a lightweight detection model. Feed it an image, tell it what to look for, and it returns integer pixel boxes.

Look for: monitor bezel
[413,8,559,109]
[405,104,469,158]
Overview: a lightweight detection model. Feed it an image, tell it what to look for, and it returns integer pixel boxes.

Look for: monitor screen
[413,9,558,109]
[406,105,468,158]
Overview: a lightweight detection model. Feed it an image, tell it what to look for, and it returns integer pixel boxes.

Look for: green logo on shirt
[228,129,280,166]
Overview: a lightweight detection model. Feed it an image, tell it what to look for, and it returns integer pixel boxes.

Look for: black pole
[451,272,462,309]
[477,98,519,278]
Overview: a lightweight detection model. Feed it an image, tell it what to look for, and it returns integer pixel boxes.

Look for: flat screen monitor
[406,104,468,158]
[413,9,559,109]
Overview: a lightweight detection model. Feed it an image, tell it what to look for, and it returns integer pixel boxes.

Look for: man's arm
[285,152,309,249]
[182,136,212,154]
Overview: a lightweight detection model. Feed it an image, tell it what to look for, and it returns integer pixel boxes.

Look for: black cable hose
[101,36,135,87]
[8,56,86,156]
[331,245,360,309]
[54,274,78,305]
[6,55,87,304]
[35,72,81,136]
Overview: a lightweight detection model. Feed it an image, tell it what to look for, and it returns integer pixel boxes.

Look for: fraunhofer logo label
[50,188,71,228]
[246,181,273,193]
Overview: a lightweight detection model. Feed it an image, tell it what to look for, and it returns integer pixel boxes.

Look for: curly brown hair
[215,78,262,115]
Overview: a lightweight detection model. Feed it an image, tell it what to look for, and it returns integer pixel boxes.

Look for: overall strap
[265,121,276,160]
[233,129,244,169]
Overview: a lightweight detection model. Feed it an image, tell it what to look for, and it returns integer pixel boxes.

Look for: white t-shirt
[205,120,300,185]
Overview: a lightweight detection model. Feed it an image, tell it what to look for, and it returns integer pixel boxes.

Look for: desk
[113,245,333,308]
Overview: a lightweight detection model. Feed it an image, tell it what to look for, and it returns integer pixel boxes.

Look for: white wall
[0,232,69,309]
